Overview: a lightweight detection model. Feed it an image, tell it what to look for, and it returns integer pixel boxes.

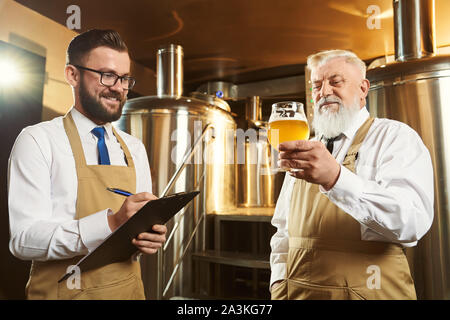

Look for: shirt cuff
[321,165,363,197]
[270,262,286,288]
[78,209,113,253]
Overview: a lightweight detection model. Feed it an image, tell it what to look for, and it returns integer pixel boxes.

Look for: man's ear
[65,64,79,87]
[360,79,370,99]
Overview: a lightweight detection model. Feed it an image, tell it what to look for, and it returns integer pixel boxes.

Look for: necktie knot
[325,134,343,154]
[91,127,110,165]
[92,126,106,140]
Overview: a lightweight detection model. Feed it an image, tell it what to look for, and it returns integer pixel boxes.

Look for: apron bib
[26,112,145,300]
[272,117,416,300]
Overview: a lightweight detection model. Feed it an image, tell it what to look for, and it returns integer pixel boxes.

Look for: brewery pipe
[245,96,263,126]
[157,44,184,97]
[394,0,436,61]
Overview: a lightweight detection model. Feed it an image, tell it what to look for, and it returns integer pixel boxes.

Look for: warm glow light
[0,59,21,87]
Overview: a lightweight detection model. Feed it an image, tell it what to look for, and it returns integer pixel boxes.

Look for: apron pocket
[75,273,143,300]
[58,273,144,300]
[287,279,366,300]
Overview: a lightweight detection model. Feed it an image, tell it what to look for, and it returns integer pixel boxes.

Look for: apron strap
[63,112,87,168]
[111,126,135,168]
[342,117,375,173]
[63,110,135,169]
[289,236,404,255]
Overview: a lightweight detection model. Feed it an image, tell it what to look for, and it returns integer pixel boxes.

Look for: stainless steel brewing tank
[236,123,284,208]
[366,54,450,299]
[117,95,236,210]
[115,95,236,298]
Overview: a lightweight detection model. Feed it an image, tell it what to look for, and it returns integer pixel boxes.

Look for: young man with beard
[8,29,166,299]
[269,50,434,300]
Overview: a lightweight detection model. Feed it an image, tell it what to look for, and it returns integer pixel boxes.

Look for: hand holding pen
[106,190,154,230]
[106,188,167,255]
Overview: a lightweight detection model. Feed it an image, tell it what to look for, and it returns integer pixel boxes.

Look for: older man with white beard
[269,50,434,300]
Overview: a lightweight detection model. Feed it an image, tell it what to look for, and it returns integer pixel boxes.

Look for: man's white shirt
[270,107,434,287]
[8,108,152,261]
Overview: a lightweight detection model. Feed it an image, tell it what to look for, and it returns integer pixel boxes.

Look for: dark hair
[66,29,128,65]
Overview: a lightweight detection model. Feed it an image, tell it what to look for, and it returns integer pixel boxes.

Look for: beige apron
[25,112,145,300]
[271,118,416,300]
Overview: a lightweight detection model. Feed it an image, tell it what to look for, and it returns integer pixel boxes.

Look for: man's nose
[319,81,333,97]
[109,78,125,93]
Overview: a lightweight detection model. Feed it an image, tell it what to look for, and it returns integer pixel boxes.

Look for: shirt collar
[70,107,113,139]
[340,106,370,140]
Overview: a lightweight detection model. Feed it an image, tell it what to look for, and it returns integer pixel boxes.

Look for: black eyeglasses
[71,64,136,90]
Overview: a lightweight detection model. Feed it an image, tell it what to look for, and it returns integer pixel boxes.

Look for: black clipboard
[58,191,200,283]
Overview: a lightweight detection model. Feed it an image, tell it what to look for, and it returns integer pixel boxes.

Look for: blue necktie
[91,127,111,165]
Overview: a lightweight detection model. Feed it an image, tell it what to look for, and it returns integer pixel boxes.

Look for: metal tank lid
[157,44,183,55]
[189,91,231,112]
[367,54,450,83]
[122,94,233,119]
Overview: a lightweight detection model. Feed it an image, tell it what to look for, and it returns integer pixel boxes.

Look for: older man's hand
[278,140,341,190]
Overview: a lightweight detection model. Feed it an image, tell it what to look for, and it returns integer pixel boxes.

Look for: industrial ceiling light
[0,58,22,88]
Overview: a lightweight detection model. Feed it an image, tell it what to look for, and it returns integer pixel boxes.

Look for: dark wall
[0,41,45,299]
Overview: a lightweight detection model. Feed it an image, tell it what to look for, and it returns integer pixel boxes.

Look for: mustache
[101,91,125,101]
[316,96,343,108]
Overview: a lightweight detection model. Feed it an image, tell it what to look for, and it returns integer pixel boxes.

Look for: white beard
[312,96,361,139]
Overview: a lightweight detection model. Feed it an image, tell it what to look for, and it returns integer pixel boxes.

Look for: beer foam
[269,112,307,122]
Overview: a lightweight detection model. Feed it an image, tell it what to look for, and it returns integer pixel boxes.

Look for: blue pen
[106,187,134,197]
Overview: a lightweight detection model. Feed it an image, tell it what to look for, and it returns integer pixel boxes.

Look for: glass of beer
[268,101,309,171]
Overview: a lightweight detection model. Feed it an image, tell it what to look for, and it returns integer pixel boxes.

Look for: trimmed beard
[312,95,361,139]
[78,76,126,123]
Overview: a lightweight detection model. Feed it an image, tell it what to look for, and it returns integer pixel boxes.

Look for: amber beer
[268,101,309,150]
[268,119,310,150]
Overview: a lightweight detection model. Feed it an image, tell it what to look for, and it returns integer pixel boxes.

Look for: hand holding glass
[268,101,310,172]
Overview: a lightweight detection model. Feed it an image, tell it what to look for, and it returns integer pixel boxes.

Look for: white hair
[306,49,367,78]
